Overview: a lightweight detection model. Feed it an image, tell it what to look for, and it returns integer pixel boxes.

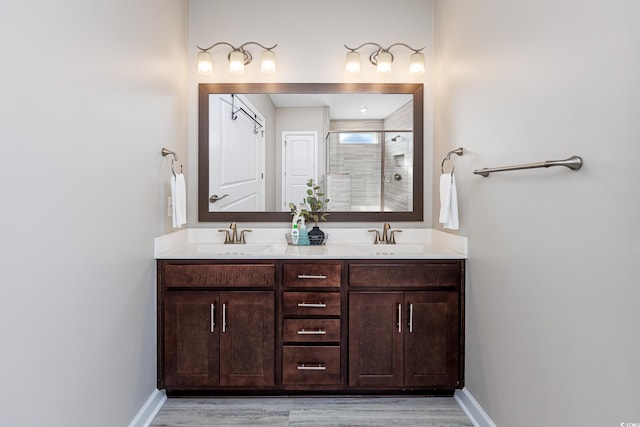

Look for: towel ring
[441,147,464,174]
[161,148,180,177]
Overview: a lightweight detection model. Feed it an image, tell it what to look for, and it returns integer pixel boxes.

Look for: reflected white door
[282,131,317,210]
[209,94,265,212]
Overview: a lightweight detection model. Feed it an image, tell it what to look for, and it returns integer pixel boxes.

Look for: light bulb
[345,51,360,73]
[409,51,425,76]
[261,50,276,73]
[229,50,245,74]
[197,51,213,75]
[376,51,392,74]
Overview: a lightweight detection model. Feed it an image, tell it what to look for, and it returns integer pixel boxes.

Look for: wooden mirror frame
[198,82,424,222]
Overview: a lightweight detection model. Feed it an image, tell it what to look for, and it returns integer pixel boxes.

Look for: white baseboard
[454,388,497,427]
[129,389,167,427]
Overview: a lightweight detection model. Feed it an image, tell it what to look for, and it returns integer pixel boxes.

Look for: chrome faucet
[218,222,252,244]
[368,222,402,244]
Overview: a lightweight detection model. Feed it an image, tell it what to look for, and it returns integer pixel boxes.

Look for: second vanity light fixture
[196,41,278,75]
[344,42,425,76]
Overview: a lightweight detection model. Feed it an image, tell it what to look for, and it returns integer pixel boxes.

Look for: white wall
[434,0,640,425]
[0,1,188,426]
[188,0,434,228]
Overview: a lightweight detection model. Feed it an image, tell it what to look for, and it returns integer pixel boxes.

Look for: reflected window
[339,132,379,144]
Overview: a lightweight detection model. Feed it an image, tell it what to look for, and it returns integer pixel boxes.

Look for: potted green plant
[289,179,330,245]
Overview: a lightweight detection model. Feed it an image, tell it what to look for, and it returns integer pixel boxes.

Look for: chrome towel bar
[473,155,583,177]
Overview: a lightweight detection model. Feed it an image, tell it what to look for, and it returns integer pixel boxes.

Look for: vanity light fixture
[344,42,425,76]
[196,41,278,75]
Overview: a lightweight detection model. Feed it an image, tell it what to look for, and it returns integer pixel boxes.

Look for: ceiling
[268,93,412,120]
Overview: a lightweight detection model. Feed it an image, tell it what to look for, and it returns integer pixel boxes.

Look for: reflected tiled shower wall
[328,101,413,212]
[329,120,383,210]
[383,102,413,212]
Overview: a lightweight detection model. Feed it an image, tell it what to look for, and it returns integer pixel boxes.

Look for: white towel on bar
[171,173,187,228]
[439,173,459,230]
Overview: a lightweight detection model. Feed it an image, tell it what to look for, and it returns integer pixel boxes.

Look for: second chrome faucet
[368,222,402,244]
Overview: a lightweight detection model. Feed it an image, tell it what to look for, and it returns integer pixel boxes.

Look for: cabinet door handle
[297,274,327,279]
[222,303,227,333]
[297,329,327,335]
[397,303,402,333]
[297,302,326,308]
[297,363,326,371]
[210,304,215,332]
[408,303,414,333]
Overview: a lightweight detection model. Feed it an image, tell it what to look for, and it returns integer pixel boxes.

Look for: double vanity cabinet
[157,256,465,395]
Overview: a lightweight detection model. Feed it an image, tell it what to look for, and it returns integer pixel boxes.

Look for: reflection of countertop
[154,228,467,259]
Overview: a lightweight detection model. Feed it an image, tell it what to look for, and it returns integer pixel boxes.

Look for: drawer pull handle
[297,274,327,279]
[297,363,326,371]
[210,304,215,332]
[397,303,402,333]
[297,329,326,335]
[408,303,414,333]
[297,302,326,308]
[222,303,227,333]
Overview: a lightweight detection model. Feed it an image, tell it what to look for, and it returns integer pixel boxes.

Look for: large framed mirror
[198,83,423,222]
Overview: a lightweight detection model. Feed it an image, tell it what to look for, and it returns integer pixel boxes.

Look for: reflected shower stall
[325,130,413,212]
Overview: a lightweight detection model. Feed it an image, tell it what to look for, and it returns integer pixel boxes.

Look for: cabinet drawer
[282,346,341,385]
[283,263,342,288]
[349,262,461,288]
[283,319,341,342]
[282,292,341,316]
[163,264,275,288]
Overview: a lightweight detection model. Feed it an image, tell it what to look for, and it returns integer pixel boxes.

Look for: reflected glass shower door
[326,131,382,212]
[325,130,413,212]
[382,131,413,212]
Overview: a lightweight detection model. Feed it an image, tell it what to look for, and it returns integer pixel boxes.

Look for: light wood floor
[150,396,474,427]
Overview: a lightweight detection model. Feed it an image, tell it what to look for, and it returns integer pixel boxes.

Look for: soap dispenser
[291,223,299,245]
[298,218,310,246]
[290,204,301,245]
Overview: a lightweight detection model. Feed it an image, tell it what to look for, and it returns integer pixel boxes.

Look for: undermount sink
[350,243,431,255]
[194,243,270,255]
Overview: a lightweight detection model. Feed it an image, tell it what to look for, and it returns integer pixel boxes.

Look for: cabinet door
[163,292,220,387]
[404,291,460,388]
[219,291,275,387]
[348,292,403,388]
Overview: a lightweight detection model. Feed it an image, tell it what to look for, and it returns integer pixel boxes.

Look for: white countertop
[154,228,467,259]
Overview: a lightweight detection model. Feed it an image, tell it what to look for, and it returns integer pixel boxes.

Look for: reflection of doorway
[209,94,265,212]
[282,131,317,210]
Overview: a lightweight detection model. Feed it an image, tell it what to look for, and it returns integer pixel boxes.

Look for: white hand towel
[171,173,187,228]
[439,173,459,230]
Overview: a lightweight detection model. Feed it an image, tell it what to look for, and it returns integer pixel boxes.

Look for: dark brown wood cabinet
[157,258,464,394]
[158,262,275,391]
[163,290,274,388]
[348,292,404,388]
[349,291,460,389]
[348,261,463,390]
[403,291,459,388]
[163,291,219,387]
[281,262,343,389]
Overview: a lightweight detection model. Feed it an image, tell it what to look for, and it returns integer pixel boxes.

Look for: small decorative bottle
[298,218,310,246]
